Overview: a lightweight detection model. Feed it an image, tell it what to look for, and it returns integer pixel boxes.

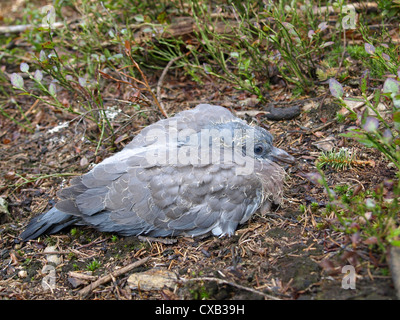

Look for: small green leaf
[382,129,393,143]
[10,73,24,89]
[365,198,376,208]
[329,78,344,98]
[282,22,295,30]
[383,78,400,95]
[20,63,29,73]
[203,63,212,74]
[318,22,328,31]
[358,139,377,148]
[107,54,123,61]
[393,111,400,123]
[78,77,88,87]
[382,53,390,61]
[320,41,334,48]
[49,82,56,96]
[363,117,379,132]
[390,240,400,247]
[39,50,47,62]
[364,42,376,54]
[34,70,43,82]
[134,14,144,22]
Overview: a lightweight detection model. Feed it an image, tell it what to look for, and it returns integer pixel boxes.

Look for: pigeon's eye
[254,143,265,156]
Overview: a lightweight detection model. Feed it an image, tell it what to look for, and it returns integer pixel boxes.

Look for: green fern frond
[316,148,355,171]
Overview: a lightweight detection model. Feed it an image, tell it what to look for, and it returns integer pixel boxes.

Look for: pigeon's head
[214,120,295,166]
[251,125,295,165]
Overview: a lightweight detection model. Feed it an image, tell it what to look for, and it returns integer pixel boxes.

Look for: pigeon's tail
[20,207,78,241]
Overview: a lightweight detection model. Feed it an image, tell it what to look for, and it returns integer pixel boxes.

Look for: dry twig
[78,256,150,296]
[156,55,186,114]
[68,271,97,281]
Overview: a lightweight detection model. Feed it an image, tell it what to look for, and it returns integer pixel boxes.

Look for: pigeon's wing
[52,105,238,236]
[55,143,283,237]
[109,155,285,237]
[106,162,263,237]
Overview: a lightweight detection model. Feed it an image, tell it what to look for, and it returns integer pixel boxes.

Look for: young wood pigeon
[20,104,294,240]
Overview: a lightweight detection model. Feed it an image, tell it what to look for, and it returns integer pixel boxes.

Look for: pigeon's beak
[270,147,295,164]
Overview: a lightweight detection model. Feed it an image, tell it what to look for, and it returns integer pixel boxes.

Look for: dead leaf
[9,251,20,266]
[312,137,336,152]
[313,131,325,137]
[68,277,88,288]
[2,137,11,144]
[363,236,378,245]
[4,171,15,180]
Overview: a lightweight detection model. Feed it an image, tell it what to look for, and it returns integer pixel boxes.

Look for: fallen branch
[263,104,301,121]
[235,105,301,121]
[78,256,150,297]
[68,271,97,281]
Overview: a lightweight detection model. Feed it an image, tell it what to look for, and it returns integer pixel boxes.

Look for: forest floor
[1,77,397,300]
[0,0,399,300]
